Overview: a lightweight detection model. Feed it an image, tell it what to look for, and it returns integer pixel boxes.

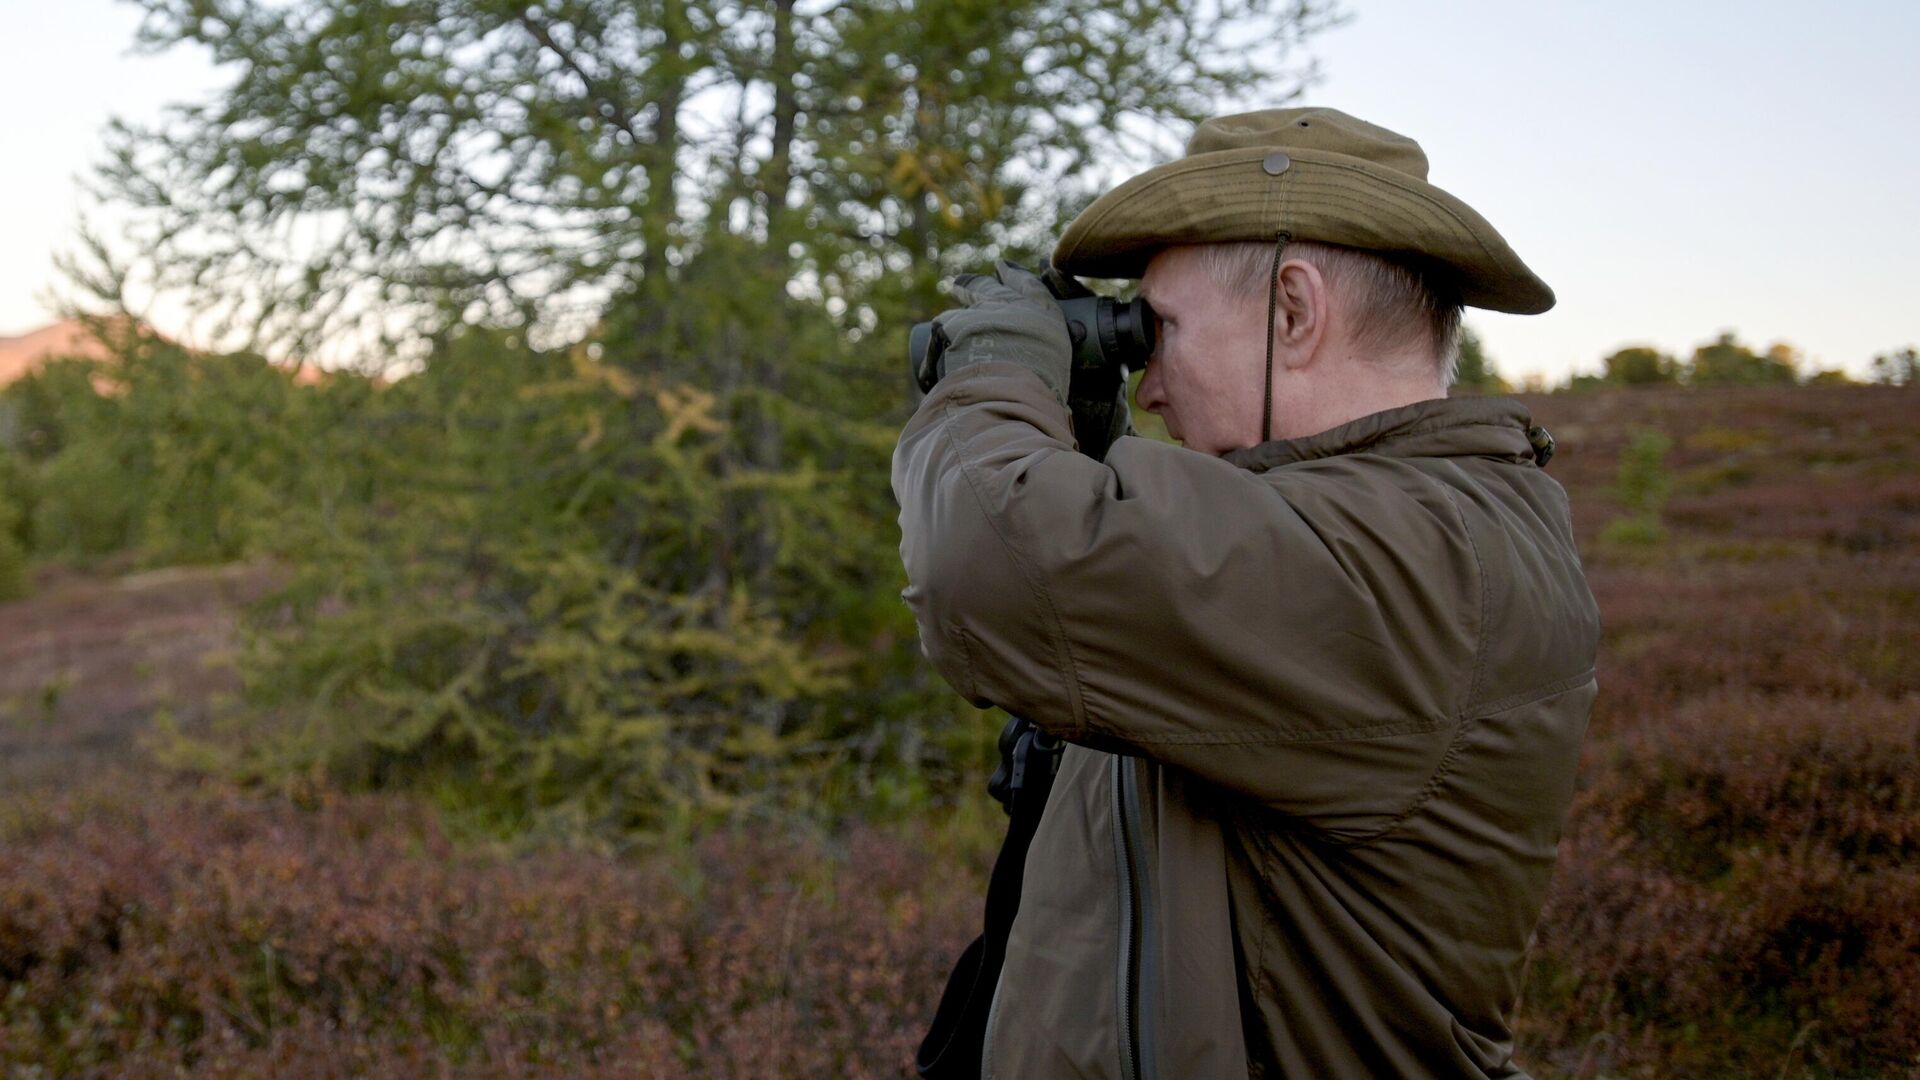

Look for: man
[893,108,1600,1078]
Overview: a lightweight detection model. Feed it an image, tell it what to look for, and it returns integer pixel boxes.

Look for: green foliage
[1686,331,1798,386]
[1,353,110,463]
[0,463,27,603]
[3,330,314,566]
[1450,325,1508,393]
[31,438,143,560]
[195,328,875,840]
[1603,427,1672,547]
[1869,346,1918,386]
[1601,344,1680,385]
[1597,513,1666,549]
[126,348,310,563]
[1616,427,1673,515]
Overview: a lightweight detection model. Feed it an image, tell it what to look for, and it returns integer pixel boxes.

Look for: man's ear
[1272,259,1329,371]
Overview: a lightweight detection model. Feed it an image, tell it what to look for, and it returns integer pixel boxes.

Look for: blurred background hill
[0,322,120,387]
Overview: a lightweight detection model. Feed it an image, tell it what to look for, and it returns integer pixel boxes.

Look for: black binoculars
[907,266,1157,396]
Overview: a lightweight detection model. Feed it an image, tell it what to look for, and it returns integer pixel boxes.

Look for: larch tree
[91,0,1343,834]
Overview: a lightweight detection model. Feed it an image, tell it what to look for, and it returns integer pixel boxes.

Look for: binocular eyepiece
[908,268,1158,395]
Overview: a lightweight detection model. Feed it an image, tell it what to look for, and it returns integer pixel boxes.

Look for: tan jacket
[893,362,1600,1079]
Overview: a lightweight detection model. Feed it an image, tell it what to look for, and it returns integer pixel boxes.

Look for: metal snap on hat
[1052,107,1554,315]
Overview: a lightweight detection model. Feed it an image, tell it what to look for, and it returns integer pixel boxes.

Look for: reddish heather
[0,780,979,1078]
[1507,385,1920,1076]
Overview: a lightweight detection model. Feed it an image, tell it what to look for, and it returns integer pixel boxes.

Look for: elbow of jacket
[911,544,1003,642]
[902,515,1037,695]
[900,574,985,707]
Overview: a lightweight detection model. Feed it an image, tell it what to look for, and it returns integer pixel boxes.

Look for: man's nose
[1135,360,1165,412]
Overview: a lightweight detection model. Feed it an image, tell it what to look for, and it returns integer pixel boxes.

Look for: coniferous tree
[91,0,1343,836]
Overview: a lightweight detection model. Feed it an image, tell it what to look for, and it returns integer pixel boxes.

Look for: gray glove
[1068,376,1136,464]
[929,260,1073,408]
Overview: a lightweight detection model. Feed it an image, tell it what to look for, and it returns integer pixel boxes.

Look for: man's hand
[929,260,1072,408]
[928,260,1137,462]
[1069,378,1136,464]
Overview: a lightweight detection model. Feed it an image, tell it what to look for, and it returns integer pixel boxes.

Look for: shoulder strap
[916,715,1063,1080]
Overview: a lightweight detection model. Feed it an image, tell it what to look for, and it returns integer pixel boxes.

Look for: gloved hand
[1068,377,1136,464]
[928,260,1073,408]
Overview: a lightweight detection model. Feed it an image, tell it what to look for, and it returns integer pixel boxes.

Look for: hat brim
[1051,147,1554,315]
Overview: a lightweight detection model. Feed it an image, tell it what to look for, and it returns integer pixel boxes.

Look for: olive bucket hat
[1051,106,1555,314]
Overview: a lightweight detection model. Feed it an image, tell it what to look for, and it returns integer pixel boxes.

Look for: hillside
[0,318,326,390]
[0,319,124,388]
[1,382,1915,1077]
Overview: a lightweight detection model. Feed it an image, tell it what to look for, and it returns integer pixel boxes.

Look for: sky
[1303,0,1920,381]
[1,0,1915,383]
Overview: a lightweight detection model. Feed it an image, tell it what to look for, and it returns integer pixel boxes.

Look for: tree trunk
[635,0,687,373]
[747,0,799,599]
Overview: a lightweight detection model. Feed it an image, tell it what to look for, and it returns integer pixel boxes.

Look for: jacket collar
[1220,396,1538,473]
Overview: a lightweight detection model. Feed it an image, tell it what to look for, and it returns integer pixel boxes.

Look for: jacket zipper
[1110,754,1159,1080]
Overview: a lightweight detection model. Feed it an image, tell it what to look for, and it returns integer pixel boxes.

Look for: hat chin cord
[1261,230,1292,444]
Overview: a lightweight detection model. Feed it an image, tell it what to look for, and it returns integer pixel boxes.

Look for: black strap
[916,716,1063,1079]
[1261,231,1292,444]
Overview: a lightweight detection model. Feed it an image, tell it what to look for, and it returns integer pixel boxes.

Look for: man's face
[1134,246,1268,456]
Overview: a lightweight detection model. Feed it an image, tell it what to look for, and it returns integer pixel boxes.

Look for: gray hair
[1196,240,1465,387]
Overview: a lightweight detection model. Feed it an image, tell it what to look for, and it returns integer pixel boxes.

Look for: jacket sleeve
[893,362,1484,841]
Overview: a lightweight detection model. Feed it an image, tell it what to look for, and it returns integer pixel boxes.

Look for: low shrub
[0,467,25,602]
[1598,513,1664,549]
[1520,691,1920,1076]
[1584,557,1920,735]
[0,779,983,1078]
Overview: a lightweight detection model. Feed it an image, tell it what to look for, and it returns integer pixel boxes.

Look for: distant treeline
[1537,334,1915,393]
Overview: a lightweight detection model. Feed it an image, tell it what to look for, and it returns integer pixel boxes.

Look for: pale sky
[2,0,1916,382]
